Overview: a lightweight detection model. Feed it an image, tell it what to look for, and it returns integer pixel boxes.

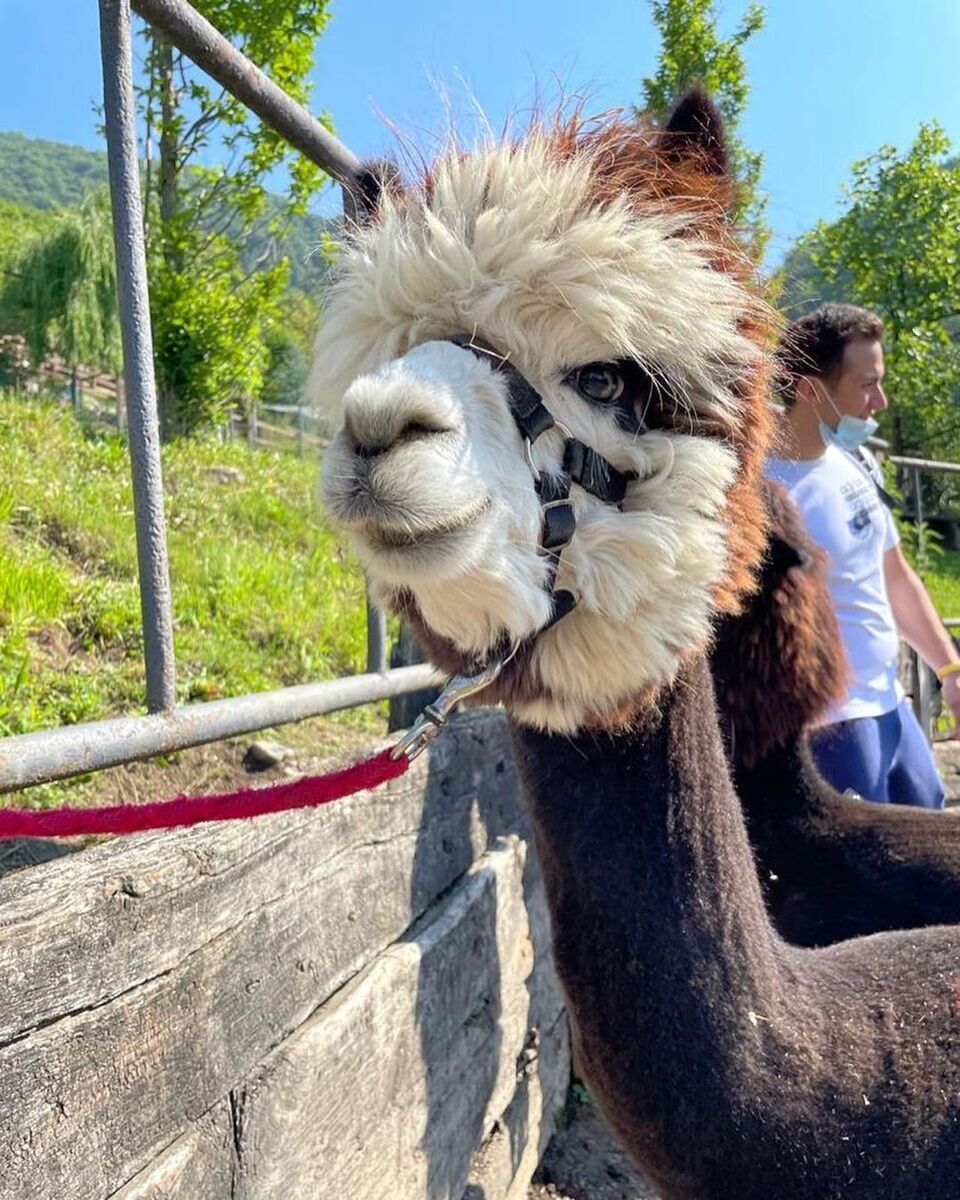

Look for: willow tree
[1,190,120,391]
[139,0,332,436]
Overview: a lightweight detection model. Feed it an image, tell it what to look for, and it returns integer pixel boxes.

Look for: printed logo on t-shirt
[839,475,880,540]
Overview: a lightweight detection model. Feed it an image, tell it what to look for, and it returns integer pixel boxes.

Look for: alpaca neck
[510,654,787,1173]
[734,737,819,819]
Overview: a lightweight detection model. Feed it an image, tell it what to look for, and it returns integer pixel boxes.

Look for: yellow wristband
[936,661,960,682]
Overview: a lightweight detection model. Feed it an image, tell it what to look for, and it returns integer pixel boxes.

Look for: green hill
[0,132,108,210]
[0,131,337,291]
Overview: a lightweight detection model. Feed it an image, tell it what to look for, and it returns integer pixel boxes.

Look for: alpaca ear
[767,532,808,576]
[344,159,403,223]
[662,87,728,176]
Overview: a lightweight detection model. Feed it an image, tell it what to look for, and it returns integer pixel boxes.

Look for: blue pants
[810,699,946,809]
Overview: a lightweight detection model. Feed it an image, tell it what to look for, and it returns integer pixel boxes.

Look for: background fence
[883,451,960,739]
[2,330,326,455]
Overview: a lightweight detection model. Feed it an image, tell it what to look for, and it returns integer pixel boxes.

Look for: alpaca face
[314,109,773,731]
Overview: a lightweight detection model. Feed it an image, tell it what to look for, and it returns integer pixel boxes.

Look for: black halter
[449,335,639,630]
[392,337,641,761]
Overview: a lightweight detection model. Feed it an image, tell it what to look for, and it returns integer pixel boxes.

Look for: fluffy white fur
[314,133,759,731]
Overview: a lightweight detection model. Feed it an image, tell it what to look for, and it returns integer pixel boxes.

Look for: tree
[0,190,120,381]
[790,124,960,468]
[641,0,769,259]
[260,287,319,408]
[138,0,332,435]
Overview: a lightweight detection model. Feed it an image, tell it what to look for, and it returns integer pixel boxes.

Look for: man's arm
[884,544,960,722]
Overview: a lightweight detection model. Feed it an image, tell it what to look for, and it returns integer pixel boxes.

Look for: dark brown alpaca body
[318,86,960,1199]
[736,739,960,946]
[714,480,960,947]
[710,477,960,945]
[514,655,960,1200]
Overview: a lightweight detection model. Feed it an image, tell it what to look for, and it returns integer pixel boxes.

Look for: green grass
[921,549,960,623]
[0,391,372,754]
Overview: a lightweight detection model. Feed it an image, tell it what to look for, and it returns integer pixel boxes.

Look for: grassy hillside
[0,131,336,291]
[923,551,960,621]
[0,132,108,210]
[0,391,371,758]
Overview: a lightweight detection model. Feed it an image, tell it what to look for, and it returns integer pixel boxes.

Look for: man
[766,303,958,809]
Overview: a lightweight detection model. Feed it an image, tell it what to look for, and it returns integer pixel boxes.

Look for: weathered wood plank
[462,849,572,1200]
[0,713,530,1200]
[228,837,567,1200]
[0,710,518,1044]
[106,1102,234,1200]
[461,1007,570,1200]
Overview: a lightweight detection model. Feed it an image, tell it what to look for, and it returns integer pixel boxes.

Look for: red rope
[0,747,409,840]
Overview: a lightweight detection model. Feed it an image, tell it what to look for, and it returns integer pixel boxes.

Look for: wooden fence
[0,711,569,1200]
[1,338,325,454]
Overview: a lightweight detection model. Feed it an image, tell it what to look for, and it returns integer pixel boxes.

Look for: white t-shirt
[765,445,901,723]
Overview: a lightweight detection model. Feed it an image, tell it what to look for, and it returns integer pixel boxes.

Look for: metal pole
[115,372,127,433]
[0,665,440,794]
[130,0,360,184]
[99,0,177,712]
[366,601,388,674]
[910,465,938,739]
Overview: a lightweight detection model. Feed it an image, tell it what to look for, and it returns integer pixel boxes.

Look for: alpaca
[715,478,960,947]
[313,91,960,1199]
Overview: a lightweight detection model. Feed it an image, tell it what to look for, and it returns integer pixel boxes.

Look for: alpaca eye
[569,363,625,404]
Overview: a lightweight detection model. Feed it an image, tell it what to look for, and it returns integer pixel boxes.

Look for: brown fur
[546,110,776,619]
[712,478,847,767]
[512,657,960,1200]
[384,103,777,723]
[333,91,960,1197]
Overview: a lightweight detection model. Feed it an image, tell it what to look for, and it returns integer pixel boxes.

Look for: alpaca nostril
[349,419,451,460]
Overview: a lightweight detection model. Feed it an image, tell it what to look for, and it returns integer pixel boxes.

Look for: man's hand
[886,545,960,736]
[941,671,960,728]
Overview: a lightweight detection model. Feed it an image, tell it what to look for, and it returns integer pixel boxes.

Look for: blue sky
[2,0,959,268]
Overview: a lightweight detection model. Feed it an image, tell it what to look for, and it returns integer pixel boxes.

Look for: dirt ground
[528,1087,659,1200]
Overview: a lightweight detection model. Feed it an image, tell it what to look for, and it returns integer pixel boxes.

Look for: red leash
[0,747,409,839]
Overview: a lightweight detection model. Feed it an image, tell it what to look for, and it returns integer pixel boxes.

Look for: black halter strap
[449,335,637,630]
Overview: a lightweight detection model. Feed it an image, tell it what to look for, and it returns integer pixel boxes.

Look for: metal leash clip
[390,658,507,762]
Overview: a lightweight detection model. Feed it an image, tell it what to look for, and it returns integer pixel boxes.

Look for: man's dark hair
[776,303,884,403]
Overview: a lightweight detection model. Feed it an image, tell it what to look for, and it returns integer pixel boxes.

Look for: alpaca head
[314,90,775,731]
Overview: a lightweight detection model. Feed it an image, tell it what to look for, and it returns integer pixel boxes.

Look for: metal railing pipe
[888,455,960,477]
[0,665,441,794]
[99,0,177,712]
[130,0,360,183]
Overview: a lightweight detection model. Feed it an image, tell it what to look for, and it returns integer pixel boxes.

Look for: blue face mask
[816,384,879,452]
